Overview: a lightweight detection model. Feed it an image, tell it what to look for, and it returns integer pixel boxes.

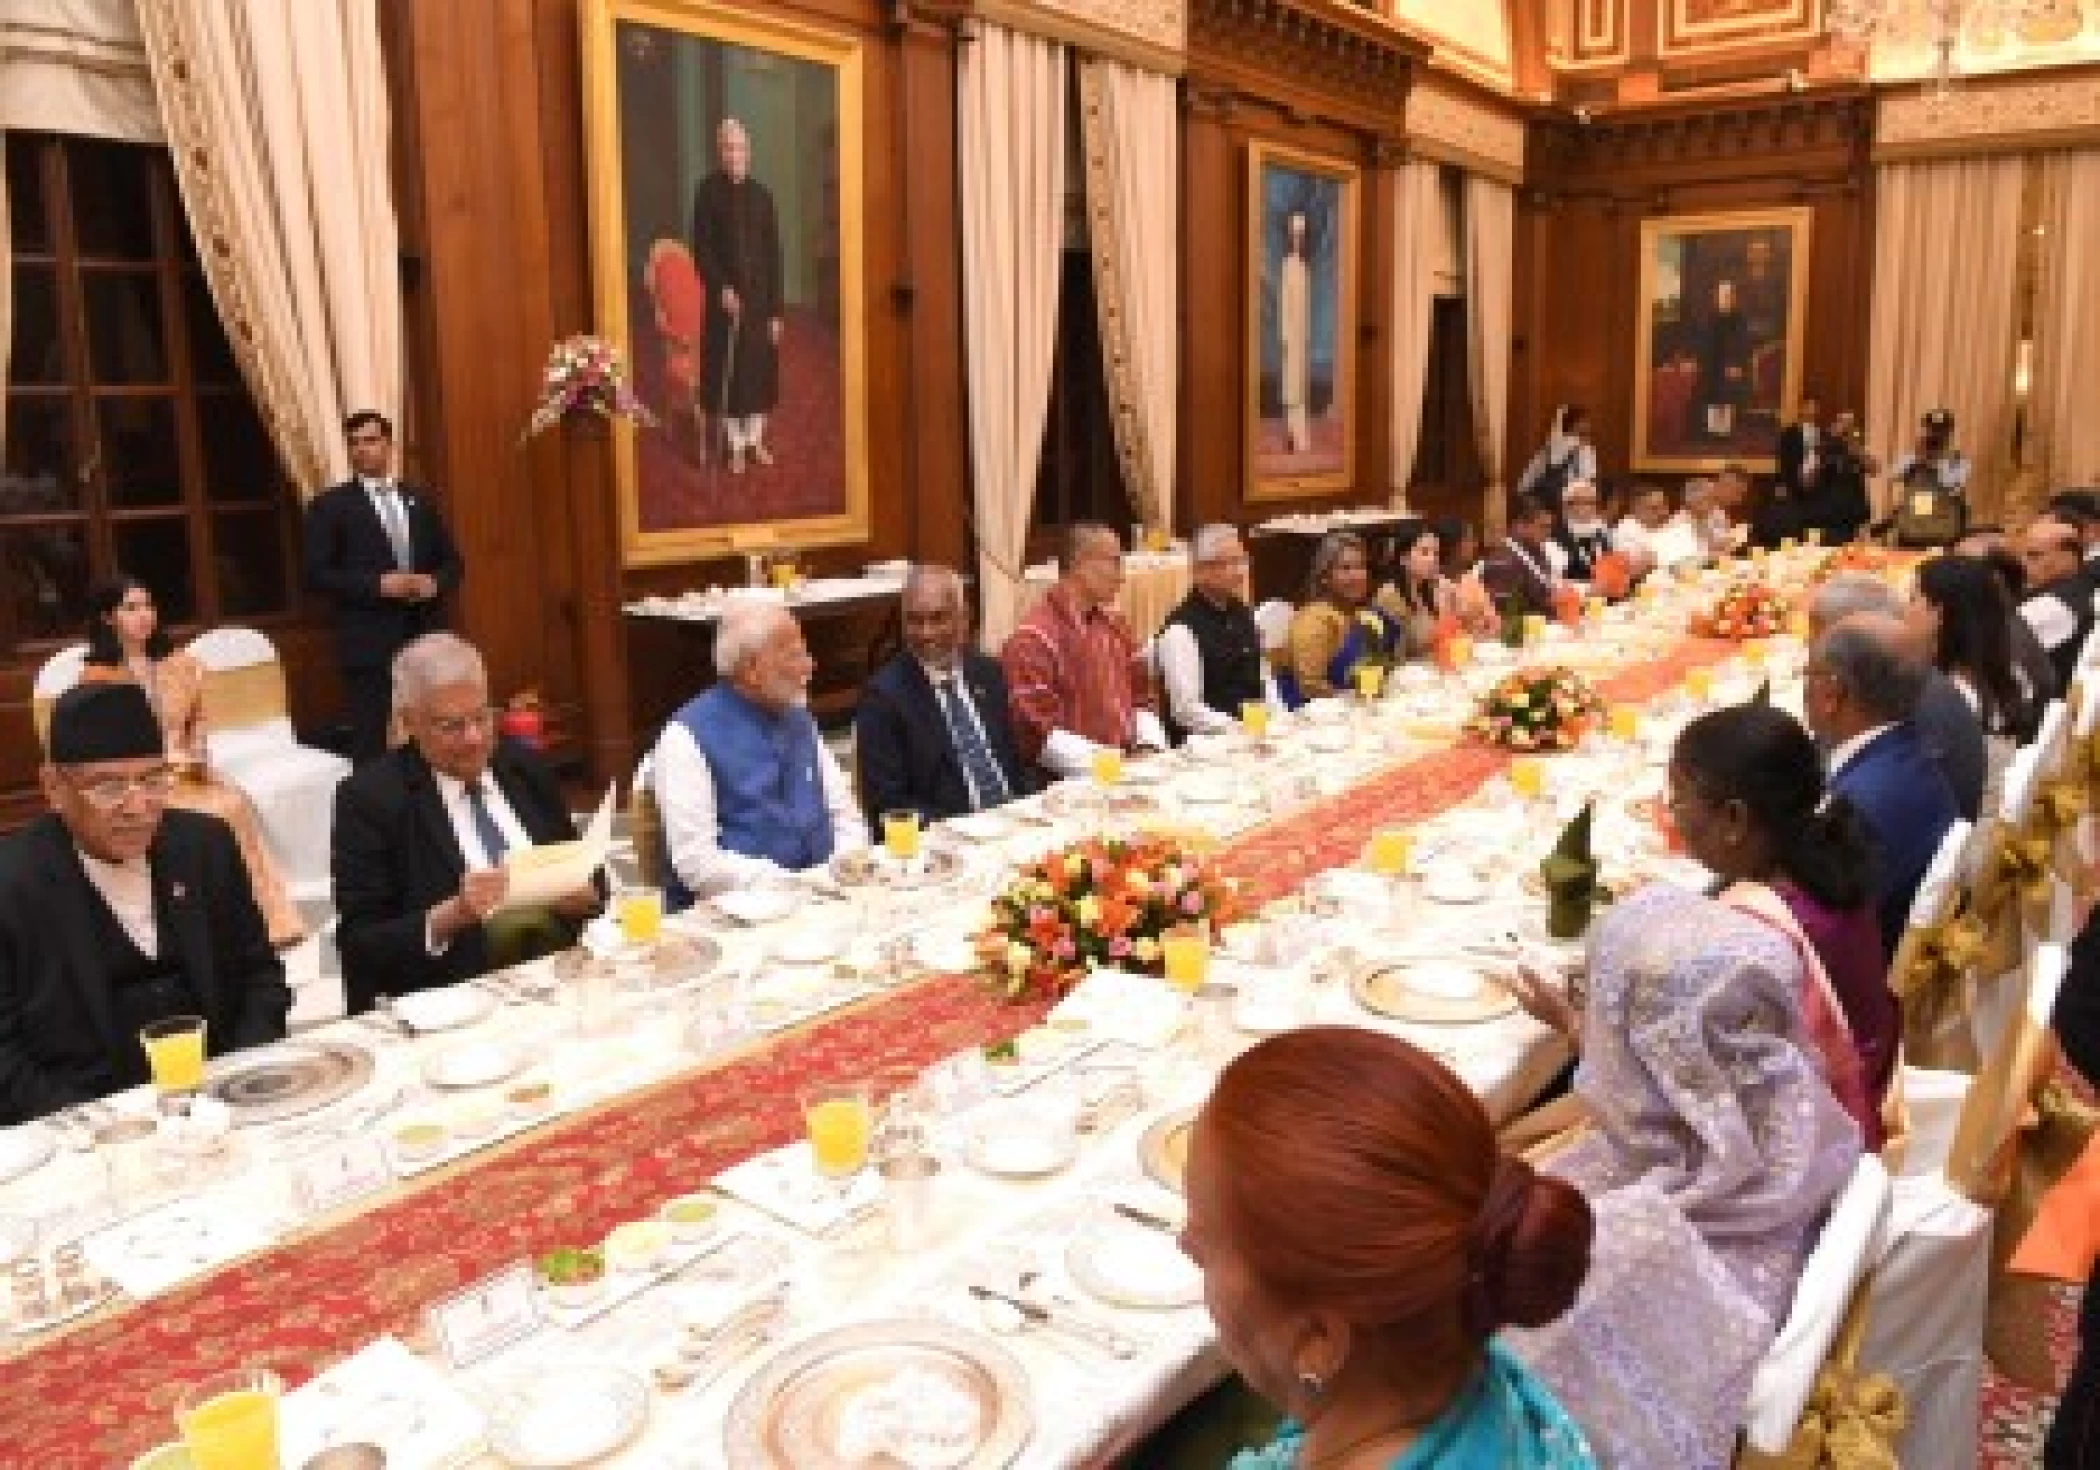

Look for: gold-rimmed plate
[1350,962,1517,1025]
[1043,785,1162,820]
[725,1318,1034,1469]
[1138,1109,1196,1195]
[831,846,968,891]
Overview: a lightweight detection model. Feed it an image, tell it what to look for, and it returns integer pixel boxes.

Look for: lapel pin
[171,882,187,901]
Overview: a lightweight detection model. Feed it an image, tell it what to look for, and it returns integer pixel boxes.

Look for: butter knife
[967,1284,1138,1358]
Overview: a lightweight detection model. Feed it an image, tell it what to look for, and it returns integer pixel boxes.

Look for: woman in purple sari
[1507,886,1862,1468]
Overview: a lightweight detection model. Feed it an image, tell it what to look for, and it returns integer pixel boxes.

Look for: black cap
[47,683,165,765]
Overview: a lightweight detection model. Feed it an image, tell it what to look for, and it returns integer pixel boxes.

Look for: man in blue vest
[652,598,868,908]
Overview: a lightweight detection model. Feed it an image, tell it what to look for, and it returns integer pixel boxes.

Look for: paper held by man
[497,785,616,913]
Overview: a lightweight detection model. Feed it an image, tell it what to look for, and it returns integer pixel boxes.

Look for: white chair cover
[1741,1154,1894,1453]
[184,627,349,898]
[2035,697,2071,781]
[32,643,88,702]
[1907,818,1974,931]
[1253,599,1293,653]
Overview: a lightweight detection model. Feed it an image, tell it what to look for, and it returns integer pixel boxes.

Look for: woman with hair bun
[1181,1026,1597,1468]
[1506,887,1862,1467]
[1668,702,1887,1145]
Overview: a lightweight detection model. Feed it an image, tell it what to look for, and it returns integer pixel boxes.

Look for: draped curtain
[1865,155,2024,524]
[2032,149,2100,494]
[135,0,401,497]
[960,23,1067,647]
[1388,159,1442,507]
[1463,175,1514,534]
[1076,57,1177,537]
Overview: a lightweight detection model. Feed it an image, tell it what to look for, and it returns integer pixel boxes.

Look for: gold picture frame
[580,0,869,567]
[1632,206,1811,475]
[1245,140,1361,502]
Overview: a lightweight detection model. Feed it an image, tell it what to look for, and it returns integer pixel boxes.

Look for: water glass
[879,1154,940,1252]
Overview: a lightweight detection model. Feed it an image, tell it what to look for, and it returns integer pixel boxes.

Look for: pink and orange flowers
[523,334,657,440]
[1693,581,1790,640]
[1464,667,1605,752]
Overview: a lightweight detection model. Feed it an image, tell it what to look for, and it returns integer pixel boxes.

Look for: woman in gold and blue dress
[1281,531,1409,706]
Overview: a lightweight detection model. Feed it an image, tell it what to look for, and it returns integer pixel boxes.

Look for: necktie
[465,781,510,866]
[375,484,411,570]
[936,678,1010,810]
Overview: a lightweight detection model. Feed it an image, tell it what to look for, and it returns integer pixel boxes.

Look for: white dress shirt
[362,478,412,568]
[1154,622,1281,738]
[1827,723,1895,779]
[78,848,157,955]
[653,718,869,899]
[2020,591,2082,653]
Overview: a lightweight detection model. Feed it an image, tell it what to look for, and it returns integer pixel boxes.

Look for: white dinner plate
[714,889,802,927]
[965,1111,1079,1179]
[422,1040,527,1091]
[772,929,847,968]
[0,1124,55,1186]
[945,812,1015,843]
[1067,1216,1204,1309]
[1392,961,1487,1001]
[1421,869,1491,905]
[1179,773,1236,805]
[391,984,496,1034]
[912,932,981,975]
[487,1366,649,1468]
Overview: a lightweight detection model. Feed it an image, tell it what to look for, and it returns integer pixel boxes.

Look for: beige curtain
[960,23,1067,646]
[136,0,401,497]
[1464,174,1514,534]
[1077,57,1177,537]
[1388,159,1442,507]
[2032,150,2100,493]
[1866,155,2024,523]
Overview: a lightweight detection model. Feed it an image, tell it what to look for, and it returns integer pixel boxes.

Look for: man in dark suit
[0,684,288,1123]
[1804,613,1959,954]
[332,634,597,1015]
[1480,492,1562,620]
[304,410,466,762]
[855,565,1030,827]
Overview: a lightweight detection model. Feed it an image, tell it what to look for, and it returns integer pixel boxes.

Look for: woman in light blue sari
[1181,1028,1598,1470]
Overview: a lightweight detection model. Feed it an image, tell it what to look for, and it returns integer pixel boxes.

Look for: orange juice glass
[1446,635,1474,671]
[1609,706,1641,744]
[1510,756,1546,801]
[1353,663,1386,701]
[615,885,663,945]
[1685,667,1716,703]
[1090,748,1124,788]
[1368,828,1413,877]
[177,1368,281,1470]
[1161,925,1211,994]
[882,809,923,862]
[802,1084,874,1180]
[140,1015,206,1107]
[1521,613,1546,646]
[1240,700,1270,740]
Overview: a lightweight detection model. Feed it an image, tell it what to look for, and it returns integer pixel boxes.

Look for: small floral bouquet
[523,334,658,440]
[1465,667,1605,752]
[1692,581,1790,640]
[1813,543,1890,579]
[977,834,1240,1001]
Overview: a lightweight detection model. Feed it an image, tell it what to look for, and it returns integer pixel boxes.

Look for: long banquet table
[0,566,1808,1468]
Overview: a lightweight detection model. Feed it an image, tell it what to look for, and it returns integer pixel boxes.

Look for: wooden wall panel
[1513,91,1875,491]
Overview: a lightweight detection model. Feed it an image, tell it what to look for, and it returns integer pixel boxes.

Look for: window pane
[65,138,157,262]
[185,275,239,385]
[111,519,197,624]
[2,397,82,514]
[84,269,168,384]
[211,511,290,616]
[10,265,64,385]
[98,396,184,509]
[0,525,91,642]
[8,137,49,254]
[197,393,280,502]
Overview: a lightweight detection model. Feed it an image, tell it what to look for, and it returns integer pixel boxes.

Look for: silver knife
[967,1284,1138,1358]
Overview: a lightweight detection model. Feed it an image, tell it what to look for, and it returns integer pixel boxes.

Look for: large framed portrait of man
[580,0,868,567]
[1245,141,1360,502]
[1632,207,1811,475]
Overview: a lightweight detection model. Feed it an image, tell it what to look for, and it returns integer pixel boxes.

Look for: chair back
[1889,819,1979,1072]
[28,644,89,750]
[1947,942,2068,1207]
[1253,599,1293,653]
[186,627,292,736]
[630,756,664,890]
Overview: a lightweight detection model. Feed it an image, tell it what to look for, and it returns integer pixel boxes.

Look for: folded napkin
[1750,678,1772,707]
[1048,968,1188,1050]
[1539,802,1598,940]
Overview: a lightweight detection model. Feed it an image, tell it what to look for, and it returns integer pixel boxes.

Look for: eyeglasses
[421,706,500,739]
[65,766,177,809]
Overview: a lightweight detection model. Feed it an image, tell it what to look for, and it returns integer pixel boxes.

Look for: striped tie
[936,678,1009,810]
[466,781,510,865]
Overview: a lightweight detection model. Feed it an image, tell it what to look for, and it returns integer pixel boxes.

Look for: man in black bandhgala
[690,116,784,475]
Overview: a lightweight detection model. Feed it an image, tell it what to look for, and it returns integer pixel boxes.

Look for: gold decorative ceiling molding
[973,0,1187,73]
[1406,75,1528,182]
[1188,0,1428,127]
[1876,69,2100,159]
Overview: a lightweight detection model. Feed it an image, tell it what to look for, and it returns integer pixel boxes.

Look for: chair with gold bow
[1737,1156,1898,1468]
[2062,676,2100,900]
[1888,819,1981,1072]
[185,627,351,899]
[1967,743,2066,1065]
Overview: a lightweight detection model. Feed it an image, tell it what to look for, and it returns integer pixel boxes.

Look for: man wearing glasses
[0,683,289,1123]
[331,633,596,1015]
[1155,524,1277,742]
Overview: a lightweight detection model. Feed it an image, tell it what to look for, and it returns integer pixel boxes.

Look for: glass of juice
[140,1015,207,1116]
[1685,667,1716,705]
[1446,635,1473,672]
[176,1367,282,1470]
[1609,705,1641,746]
[1240,700,1270,741]
[881,809,922,863]
[1521,613,1546,646]
[1509,756,1546,806]
[615,884,663,945]
[1353,662,1386,703]
[801,1083,874,1196]
[1160,923,1211,994]
[1090,747,1124,789]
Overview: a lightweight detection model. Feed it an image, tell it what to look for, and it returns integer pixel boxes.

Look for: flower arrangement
[523,334,658,440]
[978,834,1240,1001]
[1465,667,1605,752]
[1692,581,1790,640]
[1814,543,1891,579]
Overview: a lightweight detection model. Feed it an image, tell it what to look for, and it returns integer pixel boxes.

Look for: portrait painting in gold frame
[1245,140,1361,502]
[1632,206,1811,475]
[580,0,868,567]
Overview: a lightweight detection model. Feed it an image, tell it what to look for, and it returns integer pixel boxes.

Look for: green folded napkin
[1750,678,1772,707]
[1539,801,1598,940]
